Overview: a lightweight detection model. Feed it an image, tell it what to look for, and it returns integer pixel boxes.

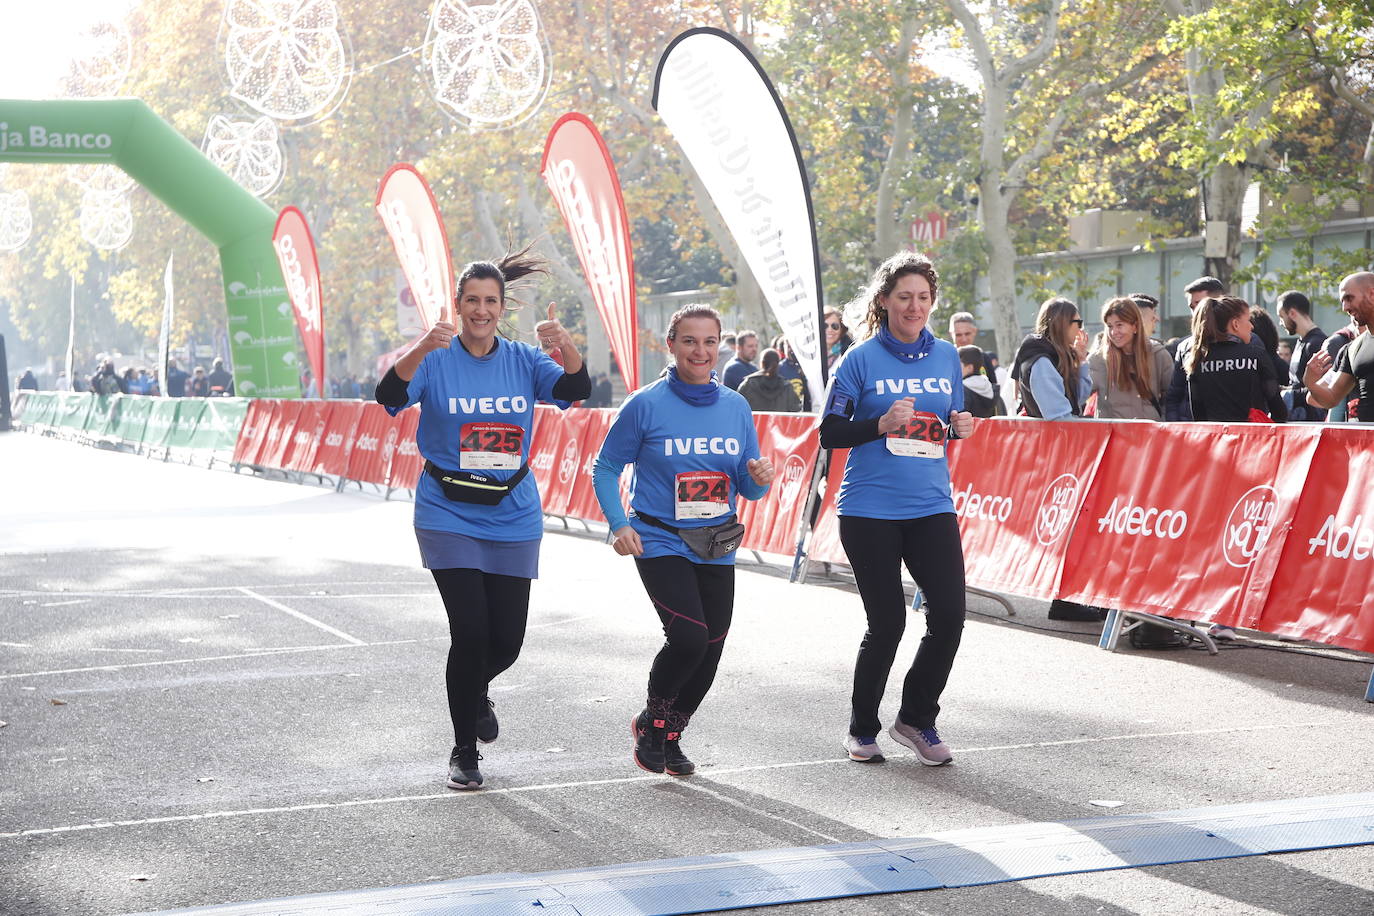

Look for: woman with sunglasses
[375,248,590,791]
[824,308,854,369]
[819,252,975,767]
[1010,297,1091,419]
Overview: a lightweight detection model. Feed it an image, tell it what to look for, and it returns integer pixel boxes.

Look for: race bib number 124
[674,471,731,520]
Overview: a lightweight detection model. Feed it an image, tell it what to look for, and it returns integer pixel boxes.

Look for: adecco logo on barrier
[1096,497,1188,540]
[558,438,580,485]
[1223,485,1278,568]
[953,482,1012,523]
[1307,513,1374,561]
[777,453,809,511]
[1035,473,1080,546]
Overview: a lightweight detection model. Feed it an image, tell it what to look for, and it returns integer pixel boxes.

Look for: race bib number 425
[885,411,946,459]
[459,422,524,470]
[675,471,731,520]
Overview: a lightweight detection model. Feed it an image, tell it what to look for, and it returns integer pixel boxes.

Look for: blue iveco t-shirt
[824,336,964,520]
[595,378,763,565]
[388,337,567,541]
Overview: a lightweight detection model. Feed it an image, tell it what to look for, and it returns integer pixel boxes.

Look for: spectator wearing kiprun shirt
[1184,296,1287,422]
[1302,271,1374,422]
[1088,296,1173,420]
[593,304,773,777]
[1011,297,1091,419]
[1277,290,1326,420]
[1164,276,1227,420]
[818,251,975,768]
[375,248,590,791]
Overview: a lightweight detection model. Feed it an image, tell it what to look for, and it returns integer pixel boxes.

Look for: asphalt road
[2,431,1372,916]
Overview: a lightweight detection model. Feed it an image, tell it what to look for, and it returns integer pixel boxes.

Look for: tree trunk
[874,12,919,259]
[1202,160,1249,290]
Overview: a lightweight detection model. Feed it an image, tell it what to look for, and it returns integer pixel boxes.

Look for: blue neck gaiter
[877,324,936,362]
[666,366,721,406]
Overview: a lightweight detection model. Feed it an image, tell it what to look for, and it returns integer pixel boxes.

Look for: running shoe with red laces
[631,710,666,773]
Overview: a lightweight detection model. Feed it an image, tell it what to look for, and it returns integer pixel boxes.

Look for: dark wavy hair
[454,243,548,337]
[1034,297,1083,401]
[847,251,939,339]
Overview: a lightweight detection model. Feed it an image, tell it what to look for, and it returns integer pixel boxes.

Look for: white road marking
[235,587,365,646]
[0,638,440,680]
[677,780,843,844]
[526,613,601,630]
[0,721,1331,841]
[40,599,89,607]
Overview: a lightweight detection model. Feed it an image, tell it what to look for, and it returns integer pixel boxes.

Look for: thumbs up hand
[535,302,569,352]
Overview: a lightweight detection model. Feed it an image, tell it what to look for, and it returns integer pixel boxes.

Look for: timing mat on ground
[139,791,1374,915]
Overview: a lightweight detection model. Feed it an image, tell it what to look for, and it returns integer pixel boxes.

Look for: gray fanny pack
[634,511,746,560]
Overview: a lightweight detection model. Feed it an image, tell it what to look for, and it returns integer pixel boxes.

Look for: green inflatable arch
[0,98,298,398]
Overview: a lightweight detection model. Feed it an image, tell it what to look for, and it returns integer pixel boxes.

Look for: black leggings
[431,568,531,746]
[634,555,735,722]
[839,513,966,735]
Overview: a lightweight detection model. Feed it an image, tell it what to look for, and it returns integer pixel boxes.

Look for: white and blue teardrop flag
[653,27,826,408]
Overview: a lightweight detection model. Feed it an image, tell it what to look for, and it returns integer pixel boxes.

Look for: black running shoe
[446,744,483,790]
[476,696,498,744]
[664,737,695,777]
[631,711,665,774]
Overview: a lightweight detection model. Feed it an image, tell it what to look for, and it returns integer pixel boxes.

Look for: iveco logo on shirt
[664,437,742,456]
[875,378,953,395]
[449,396,530,415]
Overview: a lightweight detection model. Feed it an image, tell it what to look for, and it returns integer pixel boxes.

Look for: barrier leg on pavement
[967,585,1016,617]
[1104,611,1218,656]
[1365,667,1373,703]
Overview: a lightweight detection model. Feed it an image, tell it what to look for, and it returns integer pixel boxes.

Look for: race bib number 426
[675,471,731,520]
[885,411,946,459]
[459,422,524,470]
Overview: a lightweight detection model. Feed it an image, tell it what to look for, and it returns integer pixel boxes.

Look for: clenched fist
[747,457,775,487]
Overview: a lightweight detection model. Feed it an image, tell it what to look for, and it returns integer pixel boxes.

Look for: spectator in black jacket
[1302,272,1374,422]
[1184,296,1286,422]
[207,357,235,396]
[1164,276,1227,419]
[958,346,998,418]
[738,349,801,413]
[1249,307,1291,386]
[1276,290,1326,420]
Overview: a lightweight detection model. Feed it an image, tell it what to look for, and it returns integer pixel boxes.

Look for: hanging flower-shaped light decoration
[426,0,551,130]
[221,0,351,124]
[70,19,132,97]
[66,164,136,196]
[67,166,135,251]
[202,115,284,198]
[79,190,134,251]
[0,189,34,252]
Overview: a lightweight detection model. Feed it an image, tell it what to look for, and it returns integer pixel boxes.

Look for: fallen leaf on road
[590,696,610,703]
[128,874,155,882]
[49,699,67,706]
[196,777,215,783]
[0,720,8,728]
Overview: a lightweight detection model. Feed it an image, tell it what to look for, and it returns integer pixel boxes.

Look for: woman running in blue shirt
[819,252,976,766]
[375,248,590,790]
[593,304,774,776]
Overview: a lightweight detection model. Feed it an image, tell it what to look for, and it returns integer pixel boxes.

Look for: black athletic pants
[634,555,735,720]
[839,513,966,736]
[431,568,531,747]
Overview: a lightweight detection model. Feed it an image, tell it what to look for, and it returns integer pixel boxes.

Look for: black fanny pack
[424,460,529,506]
[635,511,746,560]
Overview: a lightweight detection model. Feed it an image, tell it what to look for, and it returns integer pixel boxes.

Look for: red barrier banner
[260,400,305,471]
[375,164,453,331]
[1258,426,1374,652]
[1060,422,1322,625]
[311,401,364,477]
[232,399,276,466]
[948,419,1113,600]
[286,401,328,473]
[805,449,849,566]
[345,403,395,486]
[738,413,821,556]
[273,206,326,396]
[564,409,614,521]
[387,408,423,490]
[528,404,561,496]
[539,407,598,518]
[541,114,640,392]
